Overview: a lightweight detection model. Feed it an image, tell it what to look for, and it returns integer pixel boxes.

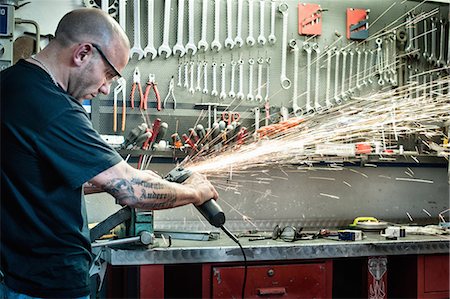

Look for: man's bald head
[54,8,129,50]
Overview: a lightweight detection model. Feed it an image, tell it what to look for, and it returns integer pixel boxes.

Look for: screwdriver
[171,133,183,149]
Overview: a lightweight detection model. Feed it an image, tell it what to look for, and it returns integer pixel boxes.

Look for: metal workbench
[102,232,450,266]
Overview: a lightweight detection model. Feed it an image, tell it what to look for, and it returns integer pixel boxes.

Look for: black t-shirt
[0,60,122,298]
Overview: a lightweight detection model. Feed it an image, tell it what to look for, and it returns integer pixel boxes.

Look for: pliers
[143,74,161,111]
[130,67,143,110]
[113,77,127,132]
[163,76,177,110]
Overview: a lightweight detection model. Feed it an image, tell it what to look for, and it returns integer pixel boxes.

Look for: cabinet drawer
[211,262,332,298]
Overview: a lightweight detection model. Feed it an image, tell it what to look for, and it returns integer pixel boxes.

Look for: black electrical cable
[220,225,248,299]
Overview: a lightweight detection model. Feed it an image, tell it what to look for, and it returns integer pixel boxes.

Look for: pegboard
[92,0,449,147]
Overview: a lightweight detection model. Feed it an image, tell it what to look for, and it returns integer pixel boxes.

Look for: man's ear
[73,43,93,67]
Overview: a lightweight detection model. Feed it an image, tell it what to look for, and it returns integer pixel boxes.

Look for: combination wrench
[229,60,236,98]
[333,48,342,104]
[211,0,222,51]
[347,48,354,95]
[325,47,335,109]
[219,63,227,100]
[375,38,384,86]
[247,58,255,101]
[185,0,198,55]
[224,0,235,49]
[355,47,362,90]
[436,19,445,67]
[268,1,276,44]
[258,0,267,46]
[304,42,313,113]
[144,0,157,60]
[313,43,322,112]
[279,3,291,89]
[202,61,209,94]
[211,62,218,97]
[255,57,264,101]
[158,0,172,58]
[363,47,369,86]
[340,48,348,100]
[290,40,303,116]
[247,0,256,46]
[422,18,429,60]
[118,0,126,32]
[173,0,186,57]
[235,0,244,47]
[177,61,182,87]
[130,0,144,60]
[264,57,271,102]
[198,0,209,51]
[428,17,437,65]
[183,61,189,90]
[236,59,245,100]
[196,61,202,92]
[189,61,195,94]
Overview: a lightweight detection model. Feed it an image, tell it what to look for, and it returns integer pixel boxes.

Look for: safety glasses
[272,225,312,242]
[91,43,122,79]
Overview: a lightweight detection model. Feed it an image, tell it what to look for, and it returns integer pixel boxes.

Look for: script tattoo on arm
[102,178,177,209]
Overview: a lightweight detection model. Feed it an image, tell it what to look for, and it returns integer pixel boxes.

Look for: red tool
[298,3,323,36]
[346,8,370,40]
[221,111,241,126]
[143,74,161,111]
[182,133,197,151]
[142,118,161,150]
[130,67,143,110]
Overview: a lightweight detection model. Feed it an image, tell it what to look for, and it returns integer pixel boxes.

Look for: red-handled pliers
[130,67,143,110]
[143,74,161,111]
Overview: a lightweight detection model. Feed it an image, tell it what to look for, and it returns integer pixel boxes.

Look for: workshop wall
[11,0,449,229]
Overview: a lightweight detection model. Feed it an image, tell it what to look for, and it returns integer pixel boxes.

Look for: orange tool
[130,67,143,110]
[143,74,161,111]
[298,3,323,36]
[221,111,241,126]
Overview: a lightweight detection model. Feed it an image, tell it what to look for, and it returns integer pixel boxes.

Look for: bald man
[0,8,218,299]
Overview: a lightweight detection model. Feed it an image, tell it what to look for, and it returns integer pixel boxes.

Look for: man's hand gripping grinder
[165,167,239,243]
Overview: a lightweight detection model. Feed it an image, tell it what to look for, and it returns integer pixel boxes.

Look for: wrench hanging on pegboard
[347,8,370,40]
[298,3,323,36]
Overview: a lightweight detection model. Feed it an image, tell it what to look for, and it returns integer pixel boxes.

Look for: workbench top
[100,232,450,266]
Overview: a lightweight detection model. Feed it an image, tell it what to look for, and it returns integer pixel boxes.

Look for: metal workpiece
[103,234,450,266]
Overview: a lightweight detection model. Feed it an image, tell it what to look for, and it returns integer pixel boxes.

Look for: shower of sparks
[406,212,414,222]
[343,181,352,188]
[395,177,434,184]
[422,209,432,217]
[320,193,340,199]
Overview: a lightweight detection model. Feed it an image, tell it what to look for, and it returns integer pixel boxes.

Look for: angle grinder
[164,166,239,243]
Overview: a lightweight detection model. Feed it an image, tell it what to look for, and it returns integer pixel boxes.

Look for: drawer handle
[257,287,287,296]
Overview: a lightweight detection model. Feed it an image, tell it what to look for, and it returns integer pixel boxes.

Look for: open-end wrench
[355,47,362,90]
[428,17,437,65]
[185,0,198,55]
[118,0,126,32]
[235,0,244,47]
[183,61,189,89]
[264,57,271,102]
[211,62,218,97]
[412,14,420,59]
[255,57,264,101]
[247,58,255,101]
[229,60,236,98]
[325,47,334,109]
[268,1,276,44]
[247,0,256,46]
[368,49,374,84]
[189,61,195,94]
[304,42,313,113]
[236,59,245,100]
[333,48,342,104]
[279,3,291,89]
[258,0,267,46]
[290,40,303,116]
[130,0,144,60]
[211,0,222,52]
[436,19,445,67]
[225,0,235,49]
[383,35,390,85]
[219,63,227,100]
[198,0,209,51]
[173,0,186,57]
[340,48,348,100]
[202,61,209,94]
[313,43,322,112]
[158,0,172,58]
[196,61,202,92]
[389,32,397,86]
[405,13,414,56]
[144,0,157,60]
[376,38,384,86]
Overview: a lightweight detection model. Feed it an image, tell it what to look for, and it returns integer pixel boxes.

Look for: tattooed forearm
[102,178,178,209]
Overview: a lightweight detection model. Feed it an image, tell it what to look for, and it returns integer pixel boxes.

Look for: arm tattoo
[102,178,177,209]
